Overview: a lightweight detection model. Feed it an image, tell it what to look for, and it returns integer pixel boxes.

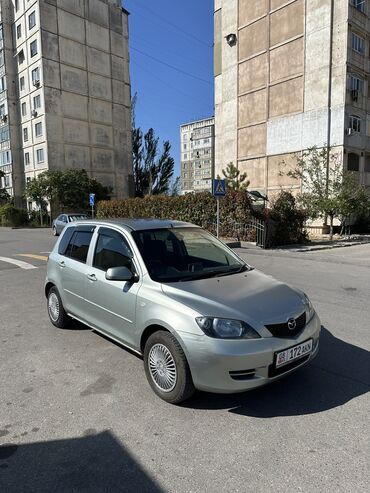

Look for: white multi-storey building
[180,117,215,194]
[0,0,132,206]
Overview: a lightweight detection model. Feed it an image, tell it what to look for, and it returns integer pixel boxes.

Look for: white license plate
[275,339,313,368]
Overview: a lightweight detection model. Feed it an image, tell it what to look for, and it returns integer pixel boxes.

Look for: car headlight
[195,317,260,339]
[303,294,315,323]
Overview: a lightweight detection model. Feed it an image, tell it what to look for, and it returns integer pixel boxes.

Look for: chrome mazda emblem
[288,318,296,330]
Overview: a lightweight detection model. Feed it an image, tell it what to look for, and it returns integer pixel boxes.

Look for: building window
[26,177,31,183]
[33,94,41,109]
[25,152,30,166]
[0,104,5,117]
[31,67,40,85]
[35,122,42,137]
[0,125,9,142]
[349,115,361,132]
[351,0,366,13]
[0,150,11,165]
[18,49,25,65]
[184,153,187,159]
[23,127,28,141]
[365,155,370,172]
[16,24,21,39]
[347,153,360,171]
[0,51,4,66]
[20,76,25,91]
[183,143,187,150]
[36,148,44,163]
[4,174,10,187]
[352,33,365,54]
[350,75,363,91]
[30,40,37,58]
[29,12,36,30]
[15,0,19,12]
[0,76,6,92]
[22,102,26,116]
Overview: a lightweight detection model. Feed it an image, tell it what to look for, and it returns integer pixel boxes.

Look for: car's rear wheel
[47,287,70,328]
[52,226,58,236]
[143,331,195,404]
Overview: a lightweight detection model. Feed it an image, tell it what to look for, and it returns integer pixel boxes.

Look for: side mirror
[105,266,138,283]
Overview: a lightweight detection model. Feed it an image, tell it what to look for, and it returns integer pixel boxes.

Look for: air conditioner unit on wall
[345,128,353,136]
[33,79,40,87]
[0,114,7,122]
[31,109,38,118]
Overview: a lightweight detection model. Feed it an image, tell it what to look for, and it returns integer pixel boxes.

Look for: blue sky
[124,0,214,177]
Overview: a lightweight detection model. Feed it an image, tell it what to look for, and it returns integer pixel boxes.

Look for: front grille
[229,369,255,381]
[268,354,310,378]
[265,312,306,338]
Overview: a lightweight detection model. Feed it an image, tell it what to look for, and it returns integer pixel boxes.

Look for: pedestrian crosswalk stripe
[0,256,37,270]
[16,254,48,262]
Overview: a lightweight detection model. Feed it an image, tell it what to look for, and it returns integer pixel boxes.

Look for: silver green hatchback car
[45,219,321,404]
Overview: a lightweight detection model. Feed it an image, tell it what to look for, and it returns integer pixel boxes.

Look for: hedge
[0,205,29,227]
[97,191,256,233]
[97,190,307,247]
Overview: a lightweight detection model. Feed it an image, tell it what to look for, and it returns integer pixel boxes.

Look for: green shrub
[97,191,256,232]
[266,191,307,247]
[0,204,29,227]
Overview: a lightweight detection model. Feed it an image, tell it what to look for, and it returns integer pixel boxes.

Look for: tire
[143,331,195,404]
[47,286,71,329]
[52,226,58,236]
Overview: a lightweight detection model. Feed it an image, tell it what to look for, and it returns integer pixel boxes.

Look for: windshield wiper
[178,265,248,282]
[215,264,249,277]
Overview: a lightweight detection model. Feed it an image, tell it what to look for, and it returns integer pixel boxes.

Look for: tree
[285,147,370,240]
[0,170,10,205]
[24,169,111,222]
[131,94,174,197]
[132,127,174,197]
[222,162,250,190]
[24,172,51,226]
[168,176,181,197]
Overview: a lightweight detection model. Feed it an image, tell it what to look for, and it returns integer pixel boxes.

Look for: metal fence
[206,218,267,248]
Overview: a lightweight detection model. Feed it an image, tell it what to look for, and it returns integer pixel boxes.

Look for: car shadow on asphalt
[184,327,370,417]
[0,431,163,493]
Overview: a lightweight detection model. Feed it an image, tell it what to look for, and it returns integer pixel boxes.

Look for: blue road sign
[89,193,95,206]
[213,179,226,197]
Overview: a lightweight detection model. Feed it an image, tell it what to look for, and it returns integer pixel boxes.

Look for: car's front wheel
[47,286,70,329]
[143,331,195,404]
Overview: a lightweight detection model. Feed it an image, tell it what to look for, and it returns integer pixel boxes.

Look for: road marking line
[16,254,48,262]
[0,256,37,270]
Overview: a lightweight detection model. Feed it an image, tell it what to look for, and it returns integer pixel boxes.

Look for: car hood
[162,269,305,331]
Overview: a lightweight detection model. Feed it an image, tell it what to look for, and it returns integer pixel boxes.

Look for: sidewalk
[227,235,370,252]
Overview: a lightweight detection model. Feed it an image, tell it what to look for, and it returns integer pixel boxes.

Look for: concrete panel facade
[214,0,367,195]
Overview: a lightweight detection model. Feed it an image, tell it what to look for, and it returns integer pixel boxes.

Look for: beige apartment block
[180,117,215,194]
[0,0,132,207]
[214,0,370,197]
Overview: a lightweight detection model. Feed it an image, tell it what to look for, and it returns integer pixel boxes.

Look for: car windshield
[132,227,249,282]
[68,215,88,222]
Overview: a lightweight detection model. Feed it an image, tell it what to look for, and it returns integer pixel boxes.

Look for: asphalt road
[0,228,369,493]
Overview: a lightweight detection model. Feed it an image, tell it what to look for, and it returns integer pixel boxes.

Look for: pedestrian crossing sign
[213,179,226,197]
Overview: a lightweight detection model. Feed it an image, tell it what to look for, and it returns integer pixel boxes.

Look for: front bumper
[179,313,321,393]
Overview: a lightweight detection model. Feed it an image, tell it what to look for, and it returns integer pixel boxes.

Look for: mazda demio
[45,219,321,404]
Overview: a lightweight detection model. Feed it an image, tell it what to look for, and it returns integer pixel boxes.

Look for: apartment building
[0,0,132,206]
[214,0,370,197]
[180,117,215,194]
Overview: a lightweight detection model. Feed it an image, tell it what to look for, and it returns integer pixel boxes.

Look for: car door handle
[58,260,65,268]
[87,274,97,282]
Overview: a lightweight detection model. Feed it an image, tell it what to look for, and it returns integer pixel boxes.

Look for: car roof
[72,218,199,231]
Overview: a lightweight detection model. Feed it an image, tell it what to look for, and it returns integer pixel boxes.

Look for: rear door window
[59,226,95,262]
